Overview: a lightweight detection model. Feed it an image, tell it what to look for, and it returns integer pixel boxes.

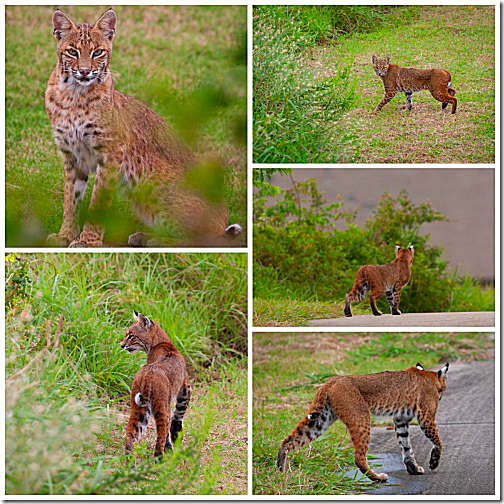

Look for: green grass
[5,253,247,495]
[253,297,370,327]
[253,5,495,163]
[6,6,246,246]
[253,331,494,495]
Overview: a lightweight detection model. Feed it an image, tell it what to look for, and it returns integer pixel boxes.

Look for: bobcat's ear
[395,243,401,253]
[94,8,117,41]
[385,55,390,65]
[416,362,424,371]
[438,363,449,378]
[52,9,75,41]
[372,55,376,64]
[133,310,153,329]
[408,244,414,255]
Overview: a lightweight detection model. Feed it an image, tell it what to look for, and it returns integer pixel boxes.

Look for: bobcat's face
[120,311,154,354]
[372,55,390,77]
[52,9,116,87]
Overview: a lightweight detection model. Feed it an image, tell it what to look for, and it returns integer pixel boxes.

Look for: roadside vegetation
[253,331,494,495]
[5,253,247,495]
[253,171,494,327]
[6,6,247,246]
[253,5,494,163]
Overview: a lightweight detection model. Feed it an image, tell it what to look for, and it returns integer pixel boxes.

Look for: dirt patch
[253,332,375,367]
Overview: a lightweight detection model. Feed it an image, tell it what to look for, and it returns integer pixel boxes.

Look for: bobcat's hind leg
[345,281,368,317]
[430,88,457,114]
[125,403,151,465]
[277,392,337,471]
[394,415,424,475]
[170,380,192,447]
[154,404,171,461]
[335,389,387,482]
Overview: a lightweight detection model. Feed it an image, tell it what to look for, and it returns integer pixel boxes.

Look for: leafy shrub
[254,178,494,313]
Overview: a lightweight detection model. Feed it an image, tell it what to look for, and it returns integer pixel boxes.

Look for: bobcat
[277,363,449,482]
[345,244,414,317]
[45,9,242,248]
[372,55,457,114]
[120,311,191,460]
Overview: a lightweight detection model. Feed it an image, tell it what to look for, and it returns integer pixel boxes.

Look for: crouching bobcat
[46,9,242,248]
[277,363,449,482]
[345,244,414,317]
[121,311,191,460]
[372,55,457,114]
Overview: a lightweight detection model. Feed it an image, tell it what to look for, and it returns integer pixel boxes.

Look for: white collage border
[0,0,500,500]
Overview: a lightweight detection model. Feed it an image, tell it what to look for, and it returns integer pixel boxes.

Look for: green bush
[252,6,398,163]
[254,179,494,313]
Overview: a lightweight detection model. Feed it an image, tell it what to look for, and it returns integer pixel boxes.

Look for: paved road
[307,312,495,327]
[346,359,495,496]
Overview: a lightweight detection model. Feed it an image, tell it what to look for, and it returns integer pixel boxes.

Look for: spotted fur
[278,363,449,482]
[121,311,191,460]
[372,55,457,114]
[45,9,241,248]
[345,244,414,317]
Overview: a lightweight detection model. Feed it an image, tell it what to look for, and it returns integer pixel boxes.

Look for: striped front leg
[418,412,443,471]
[376,91,396,112]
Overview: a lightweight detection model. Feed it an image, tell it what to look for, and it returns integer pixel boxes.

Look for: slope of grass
[6,5,247,246]
[333,5,495,163]
[252,331,494,495]
[6,253,247,495]
[253,5,495,163]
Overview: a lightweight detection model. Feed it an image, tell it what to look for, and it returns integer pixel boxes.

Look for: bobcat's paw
[429,447,441,471]
[344,309,352,318]
[128,232,150,247]
[69,239,102,248]
[374,472,388,482]
[46,233,72,247]
[392,309,402,315]
[406,459,425,475]
[373,311,383,317]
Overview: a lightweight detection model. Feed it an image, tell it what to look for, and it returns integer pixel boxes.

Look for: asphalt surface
[345,359,496,496]
[307,312,495,327]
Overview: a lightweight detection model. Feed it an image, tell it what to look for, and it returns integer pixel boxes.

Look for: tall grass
[253,6,394,163]
[5,253,247,495]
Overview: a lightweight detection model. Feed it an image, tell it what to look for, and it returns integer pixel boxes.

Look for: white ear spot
[416,363,424,371]
[409,244,414,251]
[395,244,401,251]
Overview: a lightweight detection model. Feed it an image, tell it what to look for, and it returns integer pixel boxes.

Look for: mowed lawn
[332,5,495,163]
[6,6,247,246]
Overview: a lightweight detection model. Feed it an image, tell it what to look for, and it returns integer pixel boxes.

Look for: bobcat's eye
[92,49,104,58]
[67,48,79,57]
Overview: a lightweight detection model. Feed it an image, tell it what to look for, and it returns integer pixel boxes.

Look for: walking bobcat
[120,311,191,460]
[372,55,457,114]
[345,244,414,317]
[277,363,449,482]
[45,9,242,248]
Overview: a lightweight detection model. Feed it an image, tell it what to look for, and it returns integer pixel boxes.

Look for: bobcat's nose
[79,68,91,77]
[120,342,125,348]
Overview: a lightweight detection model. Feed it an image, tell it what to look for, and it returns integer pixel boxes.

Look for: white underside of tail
[135,392,143,406]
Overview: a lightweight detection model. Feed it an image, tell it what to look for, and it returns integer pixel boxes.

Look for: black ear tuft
[134,310,139,316]
[416,362,424,371]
